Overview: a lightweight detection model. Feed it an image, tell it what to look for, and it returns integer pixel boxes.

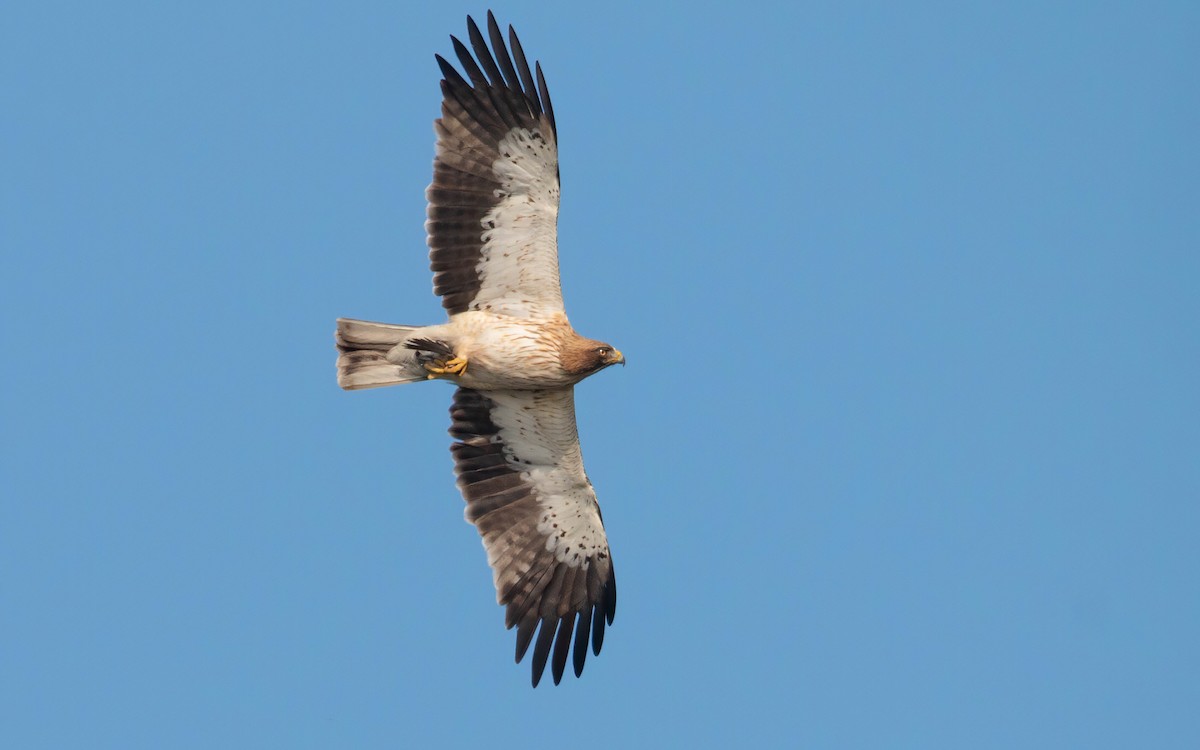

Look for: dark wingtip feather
[466,13,504,87]
[606,573,617,625]
[486,11,521,91]
[535,61,555,133]
[508,27,537,105]
[572,609,591,677]
[530,617,555,688]
[551,615,574,685]
[465,13,482,42]
[514,613,537,664]
[450,36,487,86]
[592,605,606,655]
[435,53,468,89]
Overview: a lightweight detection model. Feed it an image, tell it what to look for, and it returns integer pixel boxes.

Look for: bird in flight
[335,11,622,687]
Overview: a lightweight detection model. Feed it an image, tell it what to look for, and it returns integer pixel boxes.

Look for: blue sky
[2,1,1197,747]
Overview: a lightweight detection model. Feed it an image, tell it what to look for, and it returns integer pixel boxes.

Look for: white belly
[437,311,573,390]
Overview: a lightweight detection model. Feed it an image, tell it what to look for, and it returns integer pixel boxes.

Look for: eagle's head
[562,337,625,377]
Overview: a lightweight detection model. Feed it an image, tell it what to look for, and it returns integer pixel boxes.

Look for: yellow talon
[424,355,468,377]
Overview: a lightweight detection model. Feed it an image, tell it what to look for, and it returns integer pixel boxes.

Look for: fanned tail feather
[336,318,426,390]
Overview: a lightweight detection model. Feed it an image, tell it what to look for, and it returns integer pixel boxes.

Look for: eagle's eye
[596,347,610,357]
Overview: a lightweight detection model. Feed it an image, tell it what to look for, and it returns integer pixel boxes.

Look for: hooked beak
[612,349,625,366]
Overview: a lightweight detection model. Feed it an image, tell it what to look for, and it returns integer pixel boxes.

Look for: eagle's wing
[449,387,616,686]
[428,12,563,318]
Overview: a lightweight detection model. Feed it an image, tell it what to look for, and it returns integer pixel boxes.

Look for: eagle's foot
[424,355,468,379]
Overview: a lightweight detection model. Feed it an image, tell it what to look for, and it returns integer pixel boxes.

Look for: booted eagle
[335,12,622,687]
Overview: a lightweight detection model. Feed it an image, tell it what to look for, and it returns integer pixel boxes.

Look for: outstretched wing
[449,387,616,687]
[428,12,563,318]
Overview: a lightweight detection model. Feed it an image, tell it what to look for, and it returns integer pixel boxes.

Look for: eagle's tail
[335,318,427,390]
